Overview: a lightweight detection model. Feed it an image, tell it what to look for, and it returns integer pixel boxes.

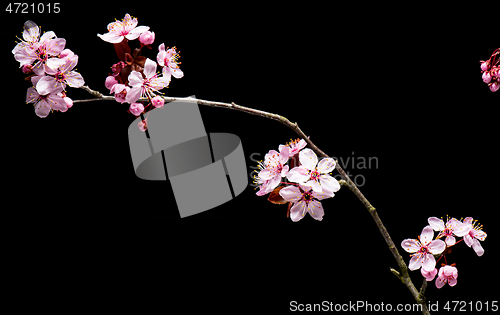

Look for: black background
[4,2,498,313]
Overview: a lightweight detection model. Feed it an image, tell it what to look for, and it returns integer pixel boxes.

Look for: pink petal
[65,71,84,88]
[448,277,457,287]
[289,201,306,222]
[125,86,142,104]
[281,165,289,177]
[26,87,39,103]
[445,235,456,246]
[475,230,487,241]
[307,200,324,221]
[279,186,302,202]
[279,146,289,164]
[435,277,446,289]
[409,254,423,271]
[258,169,274,180]
[317,158,336,173]
[428,217,445,231]
[463,234,473,247]
[419,226,434,245]
[35,99,51,117]
[428,239,446,255]
[401,239,421,253]
[127,26,150,40]
[266,174,281,193]
[422,253,436,272]
[472,239,484,256]
[46,38,66,56]
[286,166,309,183]
[48,94,67,112]
[98,32,124,43]
[127,71,144,87]
[36,76,60,95]
[171,67,184,78]
[299,148,318,171]
[143,58,157,78]
[453,222,472,237]
[319,174,340,194]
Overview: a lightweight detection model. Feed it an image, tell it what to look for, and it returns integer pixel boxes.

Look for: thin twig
[74,85,429,314]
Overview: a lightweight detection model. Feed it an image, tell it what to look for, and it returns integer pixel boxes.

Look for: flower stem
[74,85,428,314]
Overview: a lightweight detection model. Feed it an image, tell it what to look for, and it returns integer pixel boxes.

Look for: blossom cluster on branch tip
[480,48,500,92]
[12,20,85,118]
[254,138,341,222]
[99,14,183,130]
[401,216,487,289]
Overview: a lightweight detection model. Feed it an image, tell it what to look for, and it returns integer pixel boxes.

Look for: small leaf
[268,186,288,205]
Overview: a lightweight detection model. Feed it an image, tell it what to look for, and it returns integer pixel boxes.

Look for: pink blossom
[421,267,438,281]
[157,44,183,81]
[435,265,458,288]
[480,60,490,71]
[482,71,492,83]
[279,138,307,157]
[129,102,144,116]
[26,86,67,118]
[462,217,487,256]
[489,81,499,92]
[286,148,340,196]
[401,226,446,272]
[254,146,290,196]
[14,30,66,76]
[36,55,84,95]
[151,95,165,108]
[139,31,155,45]
[12,20,40,55]
[279,185,333,222]
[138,119,148,131]
[98,14,149,44]
[110,84,130,104]
[427,216,471,246]
[126,58,170,104]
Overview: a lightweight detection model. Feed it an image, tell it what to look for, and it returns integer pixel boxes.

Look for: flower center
[55,71,65,82]
[310,170,320,180]
[302,191,313,204]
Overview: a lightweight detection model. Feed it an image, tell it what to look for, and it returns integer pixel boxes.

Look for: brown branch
[74,85,429,314]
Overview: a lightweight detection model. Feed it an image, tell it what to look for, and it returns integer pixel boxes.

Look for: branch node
[390,267,401,280]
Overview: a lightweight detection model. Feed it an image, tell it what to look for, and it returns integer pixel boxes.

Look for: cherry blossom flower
[435,265,458,288]
[98,14,150,44]
[126,58,170,104]
[427,216,471,246]
[105,76,118,90]
[421,267,438,281]
[401,226,446,272]
[110,84,130,104]
[279,185,333,221]
[157,44,183,81]
[279,138,307,157]
[26,84,67,118]
[254,146,290,196]
[462,217,487,256]
[286,148,340,196]
[14,30,66,76]
[12,20,40,55]
[36,55,84,95]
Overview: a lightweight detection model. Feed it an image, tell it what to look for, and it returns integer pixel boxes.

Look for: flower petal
[453,222,472,237]
[299,148,318,171]
[279,186,302,202]
[143,58,157,78]
[428,239,446,255]
[472,239,484,256]
[317,158,336,173]
[409,254,423,271]
[435,276,446,289]
[422,253,436,272]
[401,239,420,253]
[289,201,307,222]
[98,32,124,43]
[428,217,445,231]
[420,226,434,245]
[127,71,144,87]
[307,200,324,221]
[319,174,340,194]
[36,76,59,95]
[286,166,309,183]
[125,86,142,104]
[258,169,274,180]
[279,145,289,164]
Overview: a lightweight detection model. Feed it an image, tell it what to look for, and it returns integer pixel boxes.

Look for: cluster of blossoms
[254,139,341,222]
[401,216,487,289]
[12,20,85,118]
[480,48,500,92]
[98,14,183,130]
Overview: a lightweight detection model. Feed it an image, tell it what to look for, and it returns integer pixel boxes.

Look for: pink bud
[139,31,155,45]
[480,60,490,71]
[105,76,118,90]
[138,119,148,131]
[490,81,499,92]
[482,71,492,83]
[129,102,145,116]
[63,96,73,108]
[151,95,165,108]
[22,64,33,74]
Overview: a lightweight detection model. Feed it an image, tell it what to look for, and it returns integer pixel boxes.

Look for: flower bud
[480,60,490,71]
[129,102,145,116]
[138,119,148,131]
[482,71,492,83]
[151,95,165,108]
[489,81,499,92]
[22,64,33,74]
[105,75,118,90]
[139,31,155,45]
